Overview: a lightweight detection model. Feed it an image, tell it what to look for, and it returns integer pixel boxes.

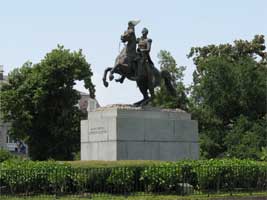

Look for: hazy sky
[0,0,266,105]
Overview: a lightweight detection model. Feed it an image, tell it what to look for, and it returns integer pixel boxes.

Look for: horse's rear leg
[133,82,150,106]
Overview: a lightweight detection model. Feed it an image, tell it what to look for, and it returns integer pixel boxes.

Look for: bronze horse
[102,29,176,106]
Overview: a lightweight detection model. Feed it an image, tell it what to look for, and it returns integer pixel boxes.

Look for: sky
[0,0,266,106]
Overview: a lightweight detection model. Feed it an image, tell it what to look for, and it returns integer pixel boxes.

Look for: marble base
[81,105,199,161]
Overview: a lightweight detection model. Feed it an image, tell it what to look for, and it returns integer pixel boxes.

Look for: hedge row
[0,159,267,195]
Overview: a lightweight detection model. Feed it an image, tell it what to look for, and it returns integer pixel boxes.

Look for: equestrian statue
[102,20,176,106]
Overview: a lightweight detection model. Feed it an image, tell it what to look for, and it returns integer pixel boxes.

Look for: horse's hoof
[133,101,141,107]
[109,74,114,81]
[133,100,145,107]
[133,103,140,107]
[103,81,109,87]
[140,99,151,106]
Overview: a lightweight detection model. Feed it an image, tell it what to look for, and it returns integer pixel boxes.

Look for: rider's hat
[142,27,149,34]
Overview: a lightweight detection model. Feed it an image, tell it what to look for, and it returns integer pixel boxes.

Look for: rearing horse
[103,28,176,106]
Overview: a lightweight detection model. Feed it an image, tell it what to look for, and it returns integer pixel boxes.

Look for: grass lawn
[1,192,267,200]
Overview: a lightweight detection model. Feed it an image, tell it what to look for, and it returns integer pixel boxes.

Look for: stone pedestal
[81,105,199,161]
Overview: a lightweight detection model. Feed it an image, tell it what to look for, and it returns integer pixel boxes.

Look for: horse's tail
[161,70,177,97]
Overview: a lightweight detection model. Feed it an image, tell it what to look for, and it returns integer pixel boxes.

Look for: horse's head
[121,29,135,43]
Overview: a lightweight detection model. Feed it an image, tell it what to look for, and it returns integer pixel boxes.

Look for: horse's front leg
[109,64,126,81]
[109,65,118,81]
[103,67,113,87]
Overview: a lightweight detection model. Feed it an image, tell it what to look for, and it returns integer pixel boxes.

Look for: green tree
[259,147,267,161]
[0,45,95,160]
[188,35,267,159]
[224,115,267,159]
[153,50,188,110]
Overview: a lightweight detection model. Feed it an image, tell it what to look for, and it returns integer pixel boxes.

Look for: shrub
[107,167,135,193]
[0,159,266,195]
[140,165,182,193]
[195,159,267,192]
[0,149,15,162]
[140,162,198,194]
[70,168,111,193]
[0,160,72,194]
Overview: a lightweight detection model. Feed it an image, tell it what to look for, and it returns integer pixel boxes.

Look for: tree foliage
[0,45,95,160]
[188,35,267,159]
[153,50,188,110]
[224,115,267,159]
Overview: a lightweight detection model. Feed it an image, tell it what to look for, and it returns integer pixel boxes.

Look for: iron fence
[0,165,266,198]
